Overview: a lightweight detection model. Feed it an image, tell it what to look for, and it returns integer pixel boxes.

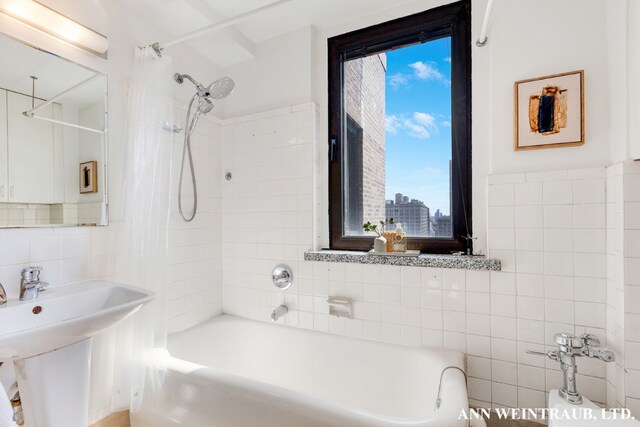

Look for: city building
[432,209,452,237]
[385,193,430,236]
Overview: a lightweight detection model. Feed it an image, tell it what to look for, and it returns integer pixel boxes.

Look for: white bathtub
[132,315,472,427]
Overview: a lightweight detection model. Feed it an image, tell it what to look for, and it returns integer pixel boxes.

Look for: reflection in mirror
[0,33,107,227]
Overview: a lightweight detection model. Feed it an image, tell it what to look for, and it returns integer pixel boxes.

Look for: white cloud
[444,56,451,63]
[413,112,436,129]
[402,119,430,140]
[441,121,451,128]
[409,61,445,81]
[387,112,441,140]
[387,72,409,88]
[385,115,401,134]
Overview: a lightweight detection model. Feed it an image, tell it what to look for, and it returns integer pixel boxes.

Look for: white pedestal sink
[0,280,154,427]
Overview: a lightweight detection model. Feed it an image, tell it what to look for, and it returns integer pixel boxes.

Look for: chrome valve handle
[526,349,558,361]
[21,266,42,282]
[580,334,615,361]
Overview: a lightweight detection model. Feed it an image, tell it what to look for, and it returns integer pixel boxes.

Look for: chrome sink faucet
[19,267,48,301]
[528,332,615,405]
[271,304,288,323]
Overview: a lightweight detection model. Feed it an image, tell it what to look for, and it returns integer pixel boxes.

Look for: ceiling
[120,0,420,68]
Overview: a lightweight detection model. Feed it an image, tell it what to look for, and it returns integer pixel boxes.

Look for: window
[328,0,471,254]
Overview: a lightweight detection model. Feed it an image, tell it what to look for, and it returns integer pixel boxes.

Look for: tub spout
[271,305,288,322]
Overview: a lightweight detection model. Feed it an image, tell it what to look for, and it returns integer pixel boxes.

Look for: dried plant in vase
[363,218,394,253]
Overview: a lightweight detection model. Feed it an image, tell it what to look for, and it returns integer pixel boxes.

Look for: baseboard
[89,410,130,427]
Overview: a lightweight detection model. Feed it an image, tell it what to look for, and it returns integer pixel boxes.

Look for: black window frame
[328,0,472,254]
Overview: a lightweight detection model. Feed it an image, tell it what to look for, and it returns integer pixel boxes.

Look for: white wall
[485,0,611,174]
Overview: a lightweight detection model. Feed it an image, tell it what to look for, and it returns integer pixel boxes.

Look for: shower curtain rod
[476,0,494,47]
[22,74,107,134]
[149,0,297,55]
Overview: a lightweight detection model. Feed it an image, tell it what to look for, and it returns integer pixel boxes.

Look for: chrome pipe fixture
[174,72,234,222]
[271,305,288,323]
[22,74,107,134]
[19,267,48,302]
[527,333,615,404]
[476,0,494,47]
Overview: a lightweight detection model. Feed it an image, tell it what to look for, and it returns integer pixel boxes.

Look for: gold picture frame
[514,70,584,151]
[80,160,98,193]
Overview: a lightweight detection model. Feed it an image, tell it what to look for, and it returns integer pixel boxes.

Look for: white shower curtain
[111,46,174,414]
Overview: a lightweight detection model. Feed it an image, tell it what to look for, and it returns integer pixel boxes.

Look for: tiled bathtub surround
[220,105,611,410]
[221,103,315,319]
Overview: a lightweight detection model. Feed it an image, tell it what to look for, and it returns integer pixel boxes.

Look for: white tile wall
[0,203,53,226]
[221,103,315,321]
[606,161,640,413]
[218,104,621,410]
[486,167,609,408]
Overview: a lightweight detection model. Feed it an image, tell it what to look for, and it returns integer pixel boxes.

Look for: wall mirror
[0,32,108,227]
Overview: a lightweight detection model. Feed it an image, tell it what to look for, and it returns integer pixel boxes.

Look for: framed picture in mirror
[80,161,98,193]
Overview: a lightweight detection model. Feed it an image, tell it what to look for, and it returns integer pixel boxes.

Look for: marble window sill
[303,250,501,271]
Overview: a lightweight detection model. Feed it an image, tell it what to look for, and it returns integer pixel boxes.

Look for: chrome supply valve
[19,266,48,302]
[527,332,615,405]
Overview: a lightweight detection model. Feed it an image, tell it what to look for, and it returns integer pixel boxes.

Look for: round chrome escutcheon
[272,264,293,290]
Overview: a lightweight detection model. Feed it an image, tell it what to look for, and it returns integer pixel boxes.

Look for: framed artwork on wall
[514,70,584,151]
[80,160,98,193]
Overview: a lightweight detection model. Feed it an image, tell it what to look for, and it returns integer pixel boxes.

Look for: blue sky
[384,37,452,215]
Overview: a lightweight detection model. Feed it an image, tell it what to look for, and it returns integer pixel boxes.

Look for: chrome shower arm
[174,73,204,91]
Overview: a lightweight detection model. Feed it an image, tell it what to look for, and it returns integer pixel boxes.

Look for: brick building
[343,53,387,234]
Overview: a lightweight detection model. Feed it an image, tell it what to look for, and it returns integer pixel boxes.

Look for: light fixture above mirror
[0,0,108,57]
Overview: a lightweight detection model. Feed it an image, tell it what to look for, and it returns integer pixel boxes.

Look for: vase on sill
[373,235,387,253]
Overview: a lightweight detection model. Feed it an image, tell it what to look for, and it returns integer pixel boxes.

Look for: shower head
[197,97,214,114]
[206,77,235,100]
[174,73,235,100]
